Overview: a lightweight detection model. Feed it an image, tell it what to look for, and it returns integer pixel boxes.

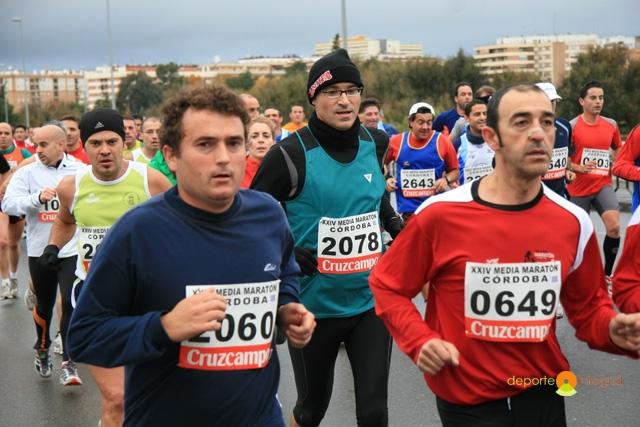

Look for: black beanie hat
[79,108,125,145]
[307,49,363,103]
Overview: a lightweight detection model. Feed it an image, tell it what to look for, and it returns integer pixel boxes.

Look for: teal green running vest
[285,126,385,318]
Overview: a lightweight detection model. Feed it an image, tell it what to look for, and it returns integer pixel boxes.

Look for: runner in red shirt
[61,116,90,164]
[241,117,276,189]
[370,84,640,426]
[567,81,622,282]
[612,206,640,313]
[612,123,640,211]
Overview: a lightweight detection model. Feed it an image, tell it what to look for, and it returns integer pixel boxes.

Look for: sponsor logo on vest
[363,173,372,183]
[94,121,104,129]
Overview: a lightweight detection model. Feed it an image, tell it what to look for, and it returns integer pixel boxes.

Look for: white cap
[535,82,562,101]
[409,102,435,117]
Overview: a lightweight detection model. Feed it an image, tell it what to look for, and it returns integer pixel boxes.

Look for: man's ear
[162,144,177,173]
[483,126,500,152]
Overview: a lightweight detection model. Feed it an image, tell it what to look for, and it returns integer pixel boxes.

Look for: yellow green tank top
[131,148,152,164]
[71,161,150,279]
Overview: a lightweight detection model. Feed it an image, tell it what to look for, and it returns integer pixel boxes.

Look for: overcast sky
[1,0,638,71]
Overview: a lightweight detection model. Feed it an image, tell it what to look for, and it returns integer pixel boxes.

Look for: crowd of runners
[0,48,639,427]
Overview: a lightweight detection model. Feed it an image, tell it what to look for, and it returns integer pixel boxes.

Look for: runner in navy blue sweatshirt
[67,85,315,427]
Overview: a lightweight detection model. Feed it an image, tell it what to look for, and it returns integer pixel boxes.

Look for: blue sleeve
[433,112,446,132]
[21,148,32,158]
[67,216,173,368]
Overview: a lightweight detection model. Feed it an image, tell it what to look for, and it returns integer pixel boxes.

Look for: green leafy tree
[226,71,255,92]
[0,85,19,124]
[156,62,185,91]
[116,71,164,115]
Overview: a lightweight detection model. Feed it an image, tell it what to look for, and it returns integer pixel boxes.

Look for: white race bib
[38,197,60,223]
[317,212,382,274]
[464,261,561,343]
[544,147,569,180]
[581,148,610,176]
[78,226,110,273]
[179,280,279,371]
[463,164,493,184]
[400,169,436,198]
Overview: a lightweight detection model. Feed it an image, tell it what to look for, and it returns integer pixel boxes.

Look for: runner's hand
[609,313,640,353]
[38,187,57,203]
[565,169,576,182]
[278,303,316,348]
[417,338,460,375]
[434,178,449,194]
[160,288,227,342]
[38,244,60,269]
[294,247,318,276]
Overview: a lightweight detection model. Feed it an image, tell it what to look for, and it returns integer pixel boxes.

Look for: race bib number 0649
[464,261,561,343]
[179,280,279,371]
[317,212,382,275]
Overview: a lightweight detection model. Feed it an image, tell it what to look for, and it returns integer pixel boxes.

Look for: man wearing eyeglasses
[252,48,403,427]
[129,117,161,164]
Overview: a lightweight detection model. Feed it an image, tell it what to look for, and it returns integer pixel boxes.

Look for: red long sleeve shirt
[612,124,640,182]
[613,207,640,313]
[370,180,636,405]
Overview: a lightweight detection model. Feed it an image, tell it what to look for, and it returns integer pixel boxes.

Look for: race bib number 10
[464,261,561,343]
[78,226,109,273]
[317,212,382,275]
[179,280,279,371]
[38,197,60,223]
[400,169,436,197]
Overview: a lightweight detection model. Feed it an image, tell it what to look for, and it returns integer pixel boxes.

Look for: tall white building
[314,35,423,60]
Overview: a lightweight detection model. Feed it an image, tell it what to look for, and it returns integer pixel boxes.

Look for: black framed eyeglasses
[321,87,363,99]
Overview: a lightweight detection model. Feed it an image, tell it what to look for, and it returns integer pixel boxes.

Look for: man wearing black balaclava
[252,49,400,427]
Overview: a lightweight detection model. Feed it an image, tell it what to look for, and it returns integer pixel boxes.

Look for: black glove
[385,216,404,240]
[294,246,318,276]
[38,245,60,269]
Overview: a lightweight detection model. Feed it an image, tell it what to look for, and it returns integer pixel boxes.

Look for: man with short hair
[130,117,161,164]
[13,124,36,154]
[264,107,290,142]
[2,125,85,384]
[239,93,261,119]
[433,82,473,136]
[384,102,459,222]
[61,116,89,164]
[456,99,493,185]
[252,48,403,427]
[132,114,144,140]
[0,121,31,299]
[370,83,640,426]
[67,86,314,426]
[449,85,495,145]
[567,80,622,282]
[122,116,141,156]
[47,108,172,427]
[359,98,381,129]
[283,104,307,133]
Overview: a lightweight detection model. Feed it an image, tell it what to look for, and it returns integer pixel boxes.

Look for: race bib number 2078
[317,212,382,275]
[179,280,279,371]
[464,261,561,343]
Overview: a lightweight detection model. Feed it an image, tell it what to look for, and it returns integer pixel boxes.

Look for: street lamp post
[2,81,9,123]
[11,17,30,128]
[106,0,116,109]
[341,0,348,51]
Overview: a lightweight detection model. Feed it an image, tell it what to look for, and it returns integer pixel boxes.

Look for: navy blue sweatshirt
[68,187,300,426]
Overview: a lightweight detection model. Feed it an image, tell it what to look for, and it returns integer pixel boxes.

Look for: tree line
[3,46,639,135]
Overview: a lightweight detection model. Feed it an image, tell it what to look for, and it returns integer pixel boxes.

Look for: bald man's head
[0,122,13,149]
[34,125,66,166]
[240,94,260,119]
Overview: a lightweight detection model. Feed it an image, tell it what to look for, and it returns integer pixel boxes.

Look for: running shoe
[0,281,10,299]
[59,361,83,386]
[24,287,37,311]
[53,332,63,355]
[34,350,53,378]
[8,278,19,298]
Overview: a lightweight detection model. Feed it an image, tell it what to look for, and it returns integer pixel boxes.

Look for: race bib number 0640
[464,261,561,343]
[179,280,279,371]
[317,212,382,275]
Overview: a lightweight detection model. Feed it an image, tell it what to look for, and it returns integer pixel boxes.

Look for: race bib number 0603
[317,212,382,275]
[179,280,279,371]
[464,261,561,343]
[581,148,610,176]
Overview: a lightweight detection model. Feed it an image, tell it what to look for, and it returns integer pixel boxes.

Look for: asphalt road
[0,211,638,427]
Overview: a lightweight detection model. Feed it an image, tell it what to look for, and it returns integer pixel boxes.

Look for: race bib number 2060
[464,261,561,343]
[179,280,279,371]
